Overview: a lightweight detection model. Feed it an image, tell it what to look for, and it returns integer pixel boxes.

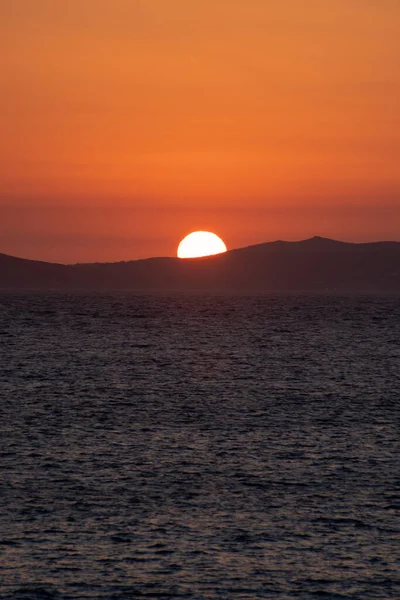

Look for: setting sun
[177,231,227,259]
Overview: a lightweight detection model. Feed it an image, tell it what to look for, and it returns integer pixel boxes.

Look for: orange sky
[1,0,399,262]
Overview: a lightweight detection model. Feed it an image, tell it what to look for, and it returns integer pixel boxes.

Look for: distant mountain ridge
[1,237,400,292]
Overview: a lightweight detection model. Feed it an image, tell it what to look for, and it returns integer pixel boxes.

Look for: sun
[177,231,227,259]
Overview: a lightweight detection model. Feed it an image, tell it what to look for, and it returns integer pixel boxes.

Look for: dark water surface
[0,293,399,599]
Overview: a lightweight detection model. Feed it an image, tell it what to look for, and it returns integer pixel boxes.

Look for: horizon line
[2,236,400,267]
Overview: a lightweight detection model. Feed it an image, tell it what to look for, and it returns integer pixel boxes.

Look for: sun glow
[177,231,227,259]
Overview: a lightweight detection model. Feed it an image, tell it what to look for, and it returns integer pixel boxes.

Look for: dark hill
[1,237,400,292]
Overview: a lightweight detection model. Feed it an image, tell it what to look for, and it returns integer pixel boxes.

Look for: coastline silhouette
[1,237,400,292]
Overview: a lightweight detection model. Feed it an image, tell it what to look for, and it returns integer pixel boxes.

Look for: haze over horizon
[1,1,400,263]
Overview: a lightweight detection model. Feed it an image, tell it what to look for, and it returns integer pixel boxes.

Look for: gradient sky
[1,0,399,262]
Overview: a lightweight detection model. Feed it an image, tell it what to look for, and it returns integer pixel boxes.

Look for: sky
[1,0,399,263]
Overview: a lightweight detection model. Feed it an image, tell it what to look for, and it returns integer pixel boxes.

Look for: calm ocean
[0,293,399,599]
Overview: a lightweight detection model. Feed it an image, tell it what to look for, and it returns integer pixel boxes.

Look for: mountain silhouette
[1,237,400,292]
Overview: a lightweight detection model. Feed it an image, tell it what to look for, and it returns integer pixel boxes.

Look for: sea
[0,293,399,600]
